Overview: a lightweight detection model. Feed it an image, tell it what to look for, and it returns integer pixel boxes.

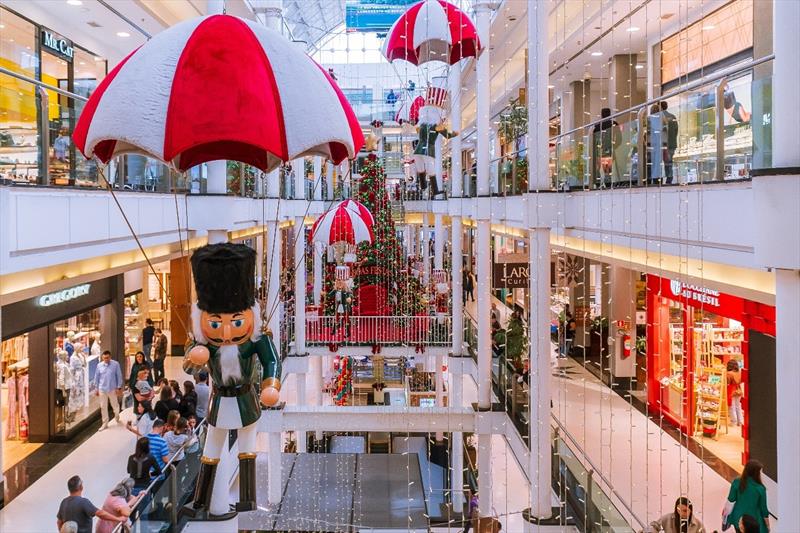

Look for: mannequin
[55,350,73,423]
[90,332,102,357]
[69,342,87,415]
[64,331,76,358]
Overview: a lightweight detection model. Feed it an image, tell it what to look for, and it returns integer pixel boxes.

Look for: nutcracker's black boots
[417,172,428,191]
[183,460,237,520]
[235,456,257,512]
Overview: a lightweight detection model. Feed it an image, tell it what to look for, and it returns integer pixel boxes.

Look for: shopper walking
[95,478,140,533]
[648,497,706,533]
[141,319,155,364]
[194,371,210,422]
[57,475,125,533]
[722,460,770,533]
[726,359,744,427]
[464,269,475,302]
[93,351,123,430]
[660,101,679,184]
[127,437,161,496]
[152,328,168,382]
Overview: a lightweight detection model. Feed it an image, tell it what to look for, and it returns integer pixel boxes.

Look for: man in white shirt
[93,351,123,430]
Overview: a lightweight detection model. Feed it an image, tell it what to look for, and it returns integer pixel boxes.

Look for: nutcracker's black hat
[191,243,256,313]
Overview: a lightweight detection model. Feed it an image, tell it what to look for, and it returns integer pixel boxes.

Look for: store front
[0,6,108,186]
[646,275,776,475]
[1,275,124,467]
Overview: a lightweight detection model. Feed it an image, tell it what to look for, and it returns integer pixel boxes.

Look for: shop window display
[124,293,143,356]
[52,308,108,435]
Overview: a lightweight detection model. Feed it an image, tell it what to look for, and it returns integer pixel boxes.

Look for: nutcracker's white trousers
[414,155,434,176]
[203,422,258,460]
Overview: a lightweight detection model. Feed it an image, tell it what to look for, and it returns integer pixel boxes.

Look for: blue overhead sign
[345,0,418,33]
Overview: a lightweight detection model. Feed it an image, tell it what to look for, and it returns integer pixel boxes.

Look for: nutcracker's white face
[200,309,255,346]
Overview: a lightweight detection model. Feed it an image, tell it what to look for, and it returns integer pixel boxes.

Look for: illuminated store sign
[38,284,91,307]
[669,279,720,307]
[41,29,74,62]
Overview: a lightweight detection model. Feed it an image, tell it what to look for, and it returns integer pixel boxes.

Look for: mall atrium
[0,0,798,532]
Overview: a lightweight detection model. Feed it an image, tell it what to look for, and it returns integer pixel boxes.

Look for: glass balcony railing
[453,58,772,198]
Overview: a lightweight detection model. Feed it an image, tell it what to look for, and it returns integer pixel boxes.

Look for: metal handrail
[111,418,209,533]
[0,66,89,102]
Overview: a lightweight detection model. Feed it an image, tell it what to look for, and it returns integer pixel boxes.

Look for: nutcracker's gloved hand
[187,345,210,366]
[260,387,280,407]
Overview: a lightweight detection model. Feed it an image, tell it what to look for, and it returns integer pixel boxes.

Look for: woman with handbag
[722,460,770,532]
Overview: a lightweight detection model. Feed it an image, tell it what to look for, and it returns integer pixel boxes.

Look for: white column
[267,431,282,504]
[266,221,281,356]
[262,1,282,200]
[206,160,228,244]
[294,217,306,354]
[309,355,323,440]
[313,242,323,306]
[434,213,444,270]
[204,1,227,245]
[449,67,463,198]
[326,161,334,200]
[313,157,323,201]
[404,225,413,257]
[451,430,464,508]
[422,215,430,285]
[475,0,492,198]
[476,220,492,409]
[773,0,800,524]
[293,157,305,200]
[295,373,306,453]
[451,216,464,355]
[477,433,492,516]
[527,0,552,519]
[434,135,444,197]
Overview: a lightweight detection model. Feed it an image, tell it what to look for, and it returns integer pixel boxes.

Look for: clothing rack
[5,360,30,440]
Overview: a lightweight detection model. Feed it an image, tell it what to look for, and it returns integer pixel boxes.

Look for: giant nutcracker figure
[183,243,281,518]
[413,76,458,199]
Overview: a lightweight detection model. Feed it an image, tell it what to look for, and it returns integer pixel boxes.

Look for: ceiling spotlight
[116,31,131,38]
[626,26,640,32]
[67,0,83,5]
[591,51,603,57]
[547,85,554,89]
[635,64,644,70]
[702,24,716,30]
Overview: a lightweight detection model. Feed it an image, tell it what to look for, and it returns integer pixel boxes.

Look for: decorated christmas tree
[354,154,423,316]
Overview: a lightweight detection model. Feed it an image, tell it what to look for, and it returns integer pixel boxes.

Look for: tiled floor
[0,356,191,532]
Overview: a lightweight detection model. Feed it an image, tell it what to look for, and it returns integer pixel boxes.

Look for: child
[185,415,200,454]
[164,417,196,463]
[134,368,155,404]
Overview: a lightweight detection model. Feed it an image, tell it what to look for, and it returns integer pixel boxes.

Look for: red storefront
[646,275,776,471]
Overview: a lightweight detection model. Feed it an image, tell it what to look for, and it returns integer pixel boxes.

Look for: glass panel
[0,72,39,184]
[0,8,38,78]
[40,50,71,185]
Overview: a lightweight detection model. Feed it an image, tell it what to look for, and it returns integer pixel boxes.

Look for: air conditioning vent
[87,21,102,28]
